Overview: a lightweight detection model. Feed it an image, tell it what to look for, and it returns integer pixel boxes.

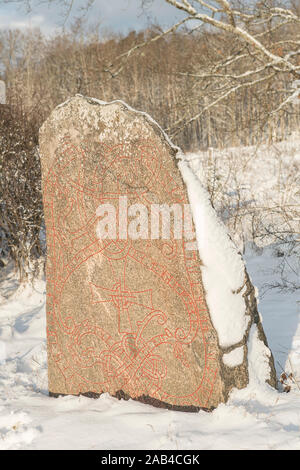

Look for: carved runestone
[39,96,276,412]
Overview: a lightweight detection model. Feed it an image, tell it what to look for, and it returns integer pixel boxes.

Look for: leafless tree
[121,0,300,139]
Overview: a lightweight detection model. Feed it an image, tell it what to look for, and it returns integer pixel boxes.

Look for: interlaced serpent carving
[44,137,219,409]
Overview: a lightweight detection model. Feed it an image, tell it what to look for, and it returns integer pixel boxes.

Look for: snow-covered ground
[186,134,300,253]
[0,137,299,450]
[0,247,299,450]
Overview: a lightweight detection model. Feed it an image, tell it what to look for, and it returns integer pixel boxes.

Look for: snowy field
[0,137,299,450]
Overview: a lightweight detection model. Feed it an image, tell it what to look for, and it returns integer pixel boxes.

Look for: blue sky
[0,0,185,35]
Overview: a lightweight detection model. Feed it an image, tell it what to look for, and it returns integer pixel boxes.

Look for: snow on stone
[247,324,272,387]
[179,160,249,348]
[223,346,244,368]
[0,81,5,105]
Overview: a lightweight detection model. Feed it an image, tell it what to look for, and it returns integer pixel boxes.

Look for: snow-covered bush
[0,103,44,282]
